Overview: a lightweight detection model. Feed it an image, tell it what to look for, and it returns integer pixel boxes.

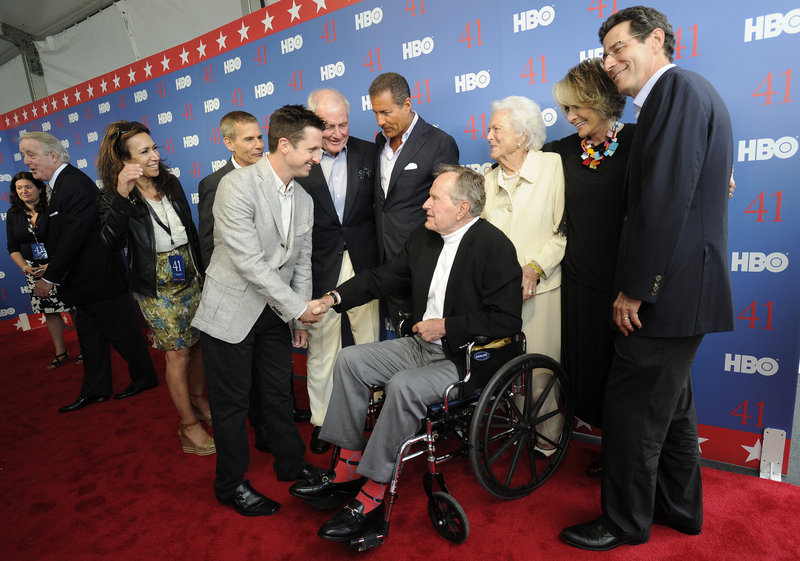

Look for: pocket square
[49,211,59,217]
[404,162,418,171]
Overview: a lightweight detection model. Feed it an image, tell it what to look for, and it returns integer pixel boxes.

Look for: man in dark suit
[198,111,264,266]
[191,105,329,516]
[290,165,522,542]
[19,132,157,413]
[368,72,460,324]
[560,6,734,551]
[295,89,380,454]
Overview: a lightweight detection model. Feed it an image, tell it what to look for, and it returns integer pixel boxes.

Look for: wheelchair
[340,332,574,551]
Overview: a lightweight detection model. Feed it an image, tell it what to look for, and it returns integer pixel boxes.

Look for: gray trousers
[319,335,459,482]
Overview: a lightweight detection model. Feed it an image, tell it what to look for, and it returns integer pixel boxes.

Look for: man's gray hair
[20,131,70,163]
[307,88,351,115]
[436,164,486,217]
[489,96,546,152]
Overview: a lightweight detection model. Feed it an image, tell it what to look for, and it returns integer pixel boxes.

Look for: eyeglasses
[602,32,649,62]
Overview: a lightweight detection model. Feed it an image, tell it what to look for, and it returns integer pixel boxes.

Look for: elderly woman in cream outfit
[483,95,566,453]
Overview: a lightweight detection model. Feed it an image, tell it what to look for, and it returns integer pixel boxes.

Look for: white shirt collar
[381,111,419,146]
[265,157,294,196]
[48,162,68,185]
[634,63,676,119]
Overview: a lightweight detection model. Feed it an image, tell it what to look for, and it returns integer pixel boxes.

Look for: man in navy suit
[560,6,734,551]
[368,72,459,325]
[295,89,380,454]
[19,132,157,413]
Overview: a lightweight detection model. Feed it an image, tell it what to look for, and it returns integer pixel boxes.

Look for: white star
[575,418,593,432]
[179,48,190,65]
[31,106,38,117]
[196,41,207,59]
[287,0,302,21]
[51,98,58,110]
[312,0,327,12]
[41,101,48,114]
[22,109,28,120]
[216,31,227,50]
[238,21,250,41]
[39,314,48,325]
[697,437,708,453]
[86,83,94,98]
[4,117,9,126]
[161,55,171,71]
[127,67,136,83]
[741,439,761,463]
[143,62,153,77]
[62,93,69,106]
[100,78,108,93]
[261,10,274,31]
[74,89,82,102]
[14,317,26,331]
[112,74,121,89]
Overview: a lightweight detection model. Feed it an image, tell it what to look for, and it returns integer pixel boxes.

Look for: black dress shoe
[560,517,647,551]
[289,470,364,499]
[58,395,109,413]
[113,381,158,400]
[217,480,280,516]
[310,426,331,454]
[318,499,385,541]
[276,463,327,482]
[293,407,311,423]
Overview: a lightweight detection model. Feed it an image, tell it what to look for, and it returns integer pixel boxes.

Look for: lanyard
[145,197,175,246]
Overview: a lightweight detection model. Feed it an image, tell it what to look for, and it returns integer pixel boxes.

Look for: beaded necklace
[580,121,621,170]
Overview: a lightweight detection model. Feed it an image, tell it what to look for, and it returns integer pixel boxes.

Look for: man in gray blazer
[192,105,328,516]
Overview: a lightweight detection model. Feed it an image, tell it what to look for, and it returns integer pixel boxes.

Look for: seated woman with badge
[97,121,215,456]
[6,171,80,369]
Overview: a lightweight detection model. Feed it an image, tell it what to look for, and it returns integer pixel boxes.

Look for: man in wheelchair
[289,164,522,542]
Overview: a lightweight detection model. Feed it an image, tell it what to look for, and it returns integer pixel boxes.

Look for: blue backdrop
[1,0,798,471]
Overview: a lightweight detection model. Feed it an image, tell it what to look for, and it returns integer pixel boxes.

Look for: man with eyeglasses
[560,6,734,551]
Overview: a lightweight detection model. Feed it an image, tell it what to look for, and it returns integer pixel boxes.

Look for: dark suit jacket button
[623,215,628,222]
[655,274,662,281]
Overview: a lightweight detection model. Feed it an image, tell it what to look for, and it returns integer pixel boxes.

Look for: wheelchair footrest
[348,523,387,551]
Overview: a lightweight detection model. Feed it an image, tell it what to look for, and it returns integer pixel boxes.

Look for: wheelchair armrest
[396,312,414,338]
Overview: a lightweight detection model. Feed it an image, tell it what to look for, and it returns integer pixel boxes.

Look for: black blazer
[614,67,734,337]
[295,136,378,297]
[197,158,235,266]
[374,114,459,262]
[335,219,522,372]
[98,177,203,298]
[41,164,129,306]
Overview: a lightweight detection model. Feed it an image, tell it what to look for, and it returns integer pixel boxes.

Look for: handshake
[298,293,336,325]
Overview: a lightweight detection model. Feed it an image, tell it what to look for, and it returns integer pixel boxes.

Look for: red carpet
[2,327,799,561]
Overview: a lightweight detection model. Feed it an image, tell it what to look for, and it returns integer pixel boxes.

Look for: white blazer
[192,156,313,344]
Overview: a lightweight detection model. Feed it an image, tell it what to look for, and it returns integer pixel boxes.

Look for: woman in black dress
[6,171,78,369]
[544,58,631,475]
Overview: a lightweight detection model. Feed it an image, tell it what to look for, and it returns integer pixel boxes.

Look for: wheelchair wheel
[469,353,573,499]
[427,492,469,544]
